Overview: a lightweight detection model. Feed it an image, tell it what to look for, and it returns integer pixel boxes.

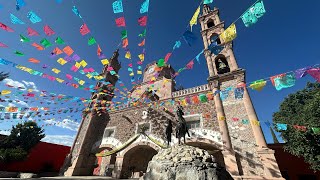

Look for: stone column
[204,50,215,77]
[211,81,239,175]
[242,87,267,148]
[114,156,124,178]
[227,47,238,71]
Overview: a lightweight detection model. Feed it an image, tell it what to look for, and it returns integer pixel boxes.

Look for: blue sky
[0,0,319,146]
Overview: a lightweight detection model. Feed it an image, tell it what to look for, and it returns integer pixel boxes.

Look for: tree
[0,121,45,163]
[273,82,320,171]
[0,72,9,82]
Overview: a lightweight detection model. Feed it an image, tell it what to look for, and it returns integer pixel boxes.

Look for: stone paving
[0,176,137,180]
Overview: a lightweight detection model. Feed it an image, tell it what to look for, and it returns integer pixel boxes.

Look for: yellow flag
[219,23,237,43]
[75,62,81,68]
[101,59,109,65]
[125,51,131,59]
[80,60,87,67]
[78,80,85,85]
[1,90,11,95]
[137,70,142,75]
[57,58,67,65]
[52,68,61,74]
[151,77,156,81]
[129,72,134,76]
[86,74,93,78]
[190,6,200,31]
[138,54,144,61]
[56,78,64,83]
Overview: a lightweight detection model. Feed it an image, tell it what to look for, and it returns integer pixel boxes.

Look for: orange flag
[122,38,128,48]
[28,58,40,64]
[63,46,74,56]
[31,43,44,50]
[97,44,102,56]
[138,39,145,47]
[52,47,63,55]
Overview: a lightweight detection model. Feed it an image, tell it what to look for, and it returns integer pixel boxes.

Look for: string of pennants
[83,64,320,113]
[159,0,267,78]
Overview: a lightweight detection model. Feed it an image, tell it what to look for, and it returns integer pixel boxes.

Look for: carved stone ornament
[142,111,148,119]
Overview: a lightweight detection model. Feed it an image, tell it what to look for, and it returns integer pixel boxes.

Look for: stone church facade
[61,5,284,180]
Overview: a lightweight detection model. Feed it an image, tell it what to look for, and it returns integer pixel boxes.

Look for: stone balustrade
[172,84,210,98]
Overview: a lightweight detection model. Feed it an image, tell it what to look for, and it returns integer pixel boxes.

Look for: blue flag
[173,40,181,50]
[16,0,25,11]
[195,50,204,64]
[140,0,149,14]
[10,14,25,24]
[274,72,296,91]
[209,43,224,55]
[204,0,213,5]
[113,0,123,13]
[72,6,82,18]
[276,123,287,131]
[234,87,244,99]
[27,11,42,23]
[183,30,197,46]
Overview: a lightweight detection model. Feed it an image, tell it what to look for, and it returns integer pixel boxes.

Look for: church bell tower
[199,5,283,179]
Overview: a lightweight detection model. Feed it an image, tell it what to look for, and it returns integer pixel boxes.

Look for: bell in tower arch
[215,55,230,74]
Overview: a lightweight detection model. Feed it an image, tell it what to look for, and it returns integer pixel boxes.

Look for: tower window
[103,128,115,138]
[207,19,215,28]
[215,56,230,74]
[210,34,221,45]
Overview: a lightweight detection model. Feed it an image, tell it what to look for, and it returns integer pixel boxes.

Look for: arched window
[207,19,215,28]
[210,34,221,46]
[215,55,230,74]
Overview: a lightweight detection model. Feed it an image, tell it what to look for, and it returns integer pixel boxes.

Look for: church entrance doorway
[120,145,157,178]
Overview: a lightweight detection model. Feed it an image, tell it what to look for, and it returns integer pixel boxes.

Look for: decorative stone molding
[172,84,210,98]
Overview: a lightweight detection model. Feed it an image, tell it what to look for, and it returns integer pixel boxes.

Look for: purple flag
[294,66,311,79]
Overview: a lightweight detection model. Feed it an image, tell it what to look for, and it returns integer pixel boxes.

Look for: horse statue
[175,105,190,144]
[165,119,173,147]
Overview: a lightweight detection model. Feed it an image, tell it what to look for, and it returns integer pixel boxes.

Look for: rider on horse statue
[176,105,190,144]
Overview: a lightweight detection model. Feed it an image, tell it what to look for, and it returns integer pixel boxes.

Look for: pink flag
[138,16,147,26]
[107,66,114,71]
[87,68,94,72]
[137,61,143,65]
[115,17,126,27]
[27,27,39,36]
[122,38,128,48]
[186,60,194,69]
[44,25,55,36]
[307,68,320,82]
[128,63,132,67]
[70,66,79,72]
[80,23,90,35]
[66,74,73,80]
[164,53,172,63]
[0,22,14,32]
[0,42,8,48]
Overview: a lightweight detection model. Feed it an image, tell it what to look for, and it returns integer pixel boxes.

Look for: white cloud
[0,130,10,135]
[3,79,26,90]
[44,119,80,131]
[22,80,39,92]
[15,100,29,107]
[42,135,75,146]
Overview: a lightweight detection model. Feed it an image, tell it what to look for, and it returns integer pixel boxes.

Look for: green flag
[138,29,146,37]
[88,37,96,45]
[241,0,266,27]
[55,37,65,45]
[199,94,208,103]
[14,51,24,56]
[157,58,165,67]
[20,34,30,43]
[40,39,52,48]
[204,0,213,5]
[121,30,127,39]
[312,127,320,134]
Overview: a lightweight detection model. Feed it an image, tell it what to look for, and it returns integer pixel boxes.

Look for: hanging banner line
[85,64,319,112]
[135,0,151,84]
[161,0,204,64]
[173,0,266,77]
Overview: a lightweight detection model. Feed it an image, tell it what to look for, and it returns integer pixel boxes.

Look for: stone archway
[91,145,117,176]
[120,144,158,179]
[186,138,225,168]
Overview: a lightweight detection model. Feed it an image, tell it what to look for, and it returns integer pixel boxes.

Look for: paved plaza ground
[0,176,137,180]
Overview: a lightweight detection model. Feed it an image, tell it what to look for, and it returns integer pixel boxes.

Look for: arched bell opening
[215,55,230,75]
